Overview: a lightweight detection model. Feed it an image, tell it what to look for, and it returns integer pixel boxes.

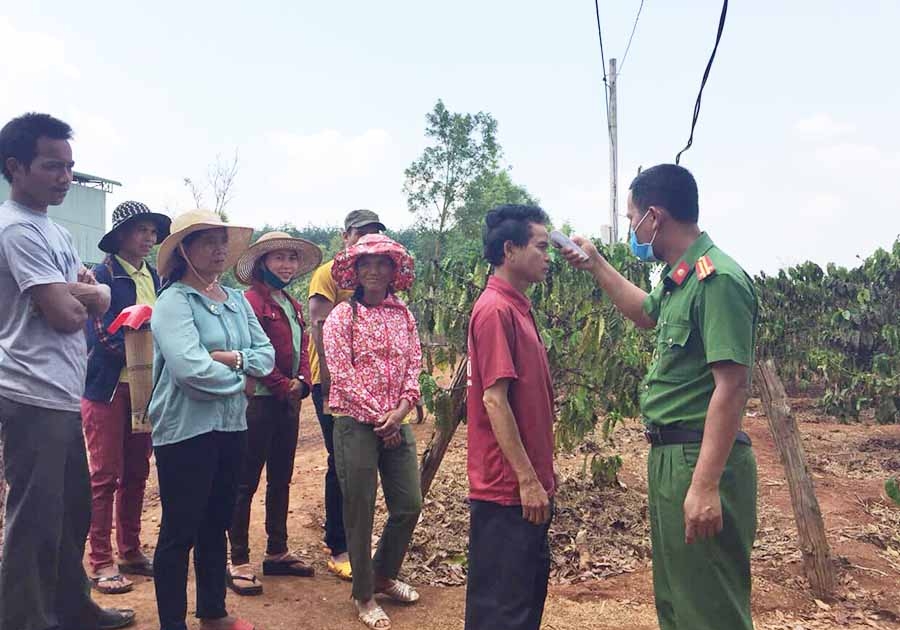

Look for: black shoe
[63,599,136,630]
[95,607,136,630]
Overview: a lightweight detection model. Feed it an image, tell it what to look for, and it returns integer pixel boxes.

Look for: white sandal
[376,579,420,604]
[358,605,391,630]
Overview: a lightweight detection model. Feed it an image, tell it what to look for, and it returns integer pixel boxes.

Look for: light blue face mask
[262,266,293,290]
[629,211,658,262]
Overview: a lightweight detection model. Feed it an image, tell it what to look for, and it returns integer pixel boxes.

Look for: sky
[2,0,899,274]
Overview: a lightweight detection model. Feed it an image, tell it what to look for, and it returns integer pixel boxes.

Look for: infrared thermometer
[549,230,589,261]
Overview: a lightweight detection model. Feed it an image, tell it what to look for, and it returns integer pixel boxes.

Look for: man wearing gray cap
[307,210,385,579]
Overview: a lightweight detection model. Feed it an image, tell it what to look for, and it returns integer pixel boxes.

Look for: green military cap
[344,209,386,232]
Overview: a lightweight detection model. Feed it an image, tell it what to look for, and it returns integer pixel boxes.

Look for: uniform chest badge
[672,260,691,286]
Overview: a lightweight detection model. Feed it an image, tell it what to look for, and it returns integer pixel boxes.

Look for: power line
[675,0,729,165]
[593,0,611,125]
[617,0,645,74]
[592,0,614,150]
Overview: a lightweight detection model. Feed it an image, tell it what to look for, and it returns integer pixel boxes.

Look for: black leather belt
[643,426,752,447]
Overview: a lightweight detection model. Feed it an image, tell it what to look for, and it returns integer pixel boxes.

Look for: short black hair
[482,204,550,266]
[0,113,73,183]
[629,164,699,223]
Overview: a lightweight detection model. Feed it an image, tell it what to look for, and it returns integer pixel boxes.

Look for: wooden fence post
[754,358,835,598]
[419,358,468,499]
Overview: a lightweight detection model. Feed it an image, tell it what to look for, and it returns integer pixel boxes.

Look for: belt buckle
[644,424,664,445]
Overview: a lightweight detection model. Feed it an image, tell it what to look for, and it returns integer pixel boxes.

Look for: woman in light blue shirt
[148,210,274,630]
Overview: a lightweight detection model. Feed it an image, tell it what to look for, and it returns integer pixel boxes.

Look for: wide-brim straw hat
[98,200,172,254]
[331,234,415,292]
[233,231,323,285]
[156,209,253,278]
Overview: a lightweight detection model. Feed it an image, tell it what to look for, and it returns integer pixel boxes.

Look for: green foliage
[756,239,900,423]
[886,477,900,506]
[405,247,491,372]
[454,171,537,243]
[409,234,653,453]
[418,370,459,431]
[531,241,653,449]
[402,101,655,467]
[590,454,623,487]
[403,99,500,259]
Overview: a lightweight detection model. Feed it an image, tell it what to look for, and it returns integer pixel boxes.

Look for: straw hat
[156,209,253,278]
[331,234,415,291]
[98,201,171,254]
[233,231,323,285]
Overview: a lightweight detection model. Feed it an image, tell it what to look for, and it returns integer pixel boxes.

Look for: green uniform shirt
[639,233,758,429]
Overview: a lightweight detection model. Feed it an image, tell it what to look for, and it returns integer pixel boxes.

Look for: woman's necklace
[201,283,225,300]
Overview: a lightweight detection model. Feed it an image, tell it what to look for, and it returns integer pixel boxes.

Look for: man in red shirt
[465,205,556,630]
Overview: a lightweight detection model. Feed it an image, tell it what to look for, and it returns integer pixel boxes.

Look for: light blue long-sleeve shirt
[148,282,275,446]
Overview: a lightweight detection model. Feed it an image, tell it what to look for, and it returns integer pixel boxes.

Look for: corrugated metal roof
[73,171,122,187]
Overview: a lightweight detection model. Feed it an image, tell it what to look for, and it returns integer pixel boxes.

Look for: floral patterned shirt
[323,294,422,424]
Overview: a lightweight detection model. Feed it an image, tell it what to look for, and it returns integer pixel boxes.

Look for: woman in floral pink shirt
[323,234,422,630]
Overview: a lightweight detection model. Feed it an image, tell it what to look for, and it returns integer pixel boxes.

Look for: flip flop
[358,605,391,630]
[226,570,263,596]
[327,558,353,581]
[375,580,420,604]
[91,574,134,595]
[199,617,256,630]
[118,557,154,577]
[263,552,315,577]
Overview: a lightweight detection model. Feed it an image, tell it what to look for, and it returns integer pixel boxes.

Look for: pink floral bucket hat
[331,234,415,291]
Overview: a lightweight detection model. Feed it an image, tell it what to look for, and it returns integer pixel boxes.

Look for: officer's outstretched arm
[563,236,655,329]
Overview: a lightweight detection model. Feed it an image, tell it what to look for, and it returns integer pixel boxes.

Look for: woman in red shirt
[323,234,422,630]
[227,231,322,595]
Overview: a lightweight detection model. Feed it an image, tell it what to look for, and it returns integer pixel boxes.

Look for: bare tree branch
[183,149,239,220]
[210,149,239,221]
[183,177,205,208]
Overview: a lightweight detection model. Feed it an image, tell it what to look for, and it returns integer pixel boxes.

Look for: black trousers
[311,384,347,555]
[464,499,553,630]
[229,396,300,565]
[153,431,246,630]
[0,396,93,630]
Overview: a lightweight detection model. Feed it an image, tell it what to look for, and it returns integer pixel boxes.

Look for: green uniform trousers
[333,417,422,601]
[648,442,757,630]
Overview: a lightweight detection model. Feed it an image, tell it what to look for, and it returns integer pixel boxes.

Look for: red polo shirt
[466,275,556,506]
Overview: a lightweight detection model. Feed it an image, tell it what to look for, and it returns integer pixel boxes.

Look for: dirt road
[91,400,900,629]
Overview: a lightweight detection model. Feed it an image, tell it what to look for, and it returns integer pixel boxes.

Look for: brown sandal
[263,551,315,577]
[227,565,263,596]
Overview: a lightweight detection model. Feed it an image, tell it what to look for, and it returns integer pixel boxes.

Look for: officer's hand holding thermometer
[553,231,601,272]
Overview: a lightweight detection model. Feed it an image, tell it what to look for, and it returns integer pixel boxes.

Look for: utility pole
[608,57,619,243]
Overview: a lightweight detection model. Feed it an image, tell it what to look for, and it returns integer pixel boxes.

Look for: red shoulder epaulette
[695,255,716,281]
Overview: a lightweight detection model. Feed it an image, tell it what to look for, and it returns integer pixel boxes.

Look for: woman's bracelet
[233,351,243,372]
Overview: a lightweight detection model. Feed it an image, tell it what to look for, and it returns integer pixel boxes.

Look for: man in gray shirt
[0,113,134,630]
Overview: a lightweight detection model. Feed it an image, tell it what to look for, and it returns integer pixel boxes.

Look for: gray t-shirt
[0,199,86,411]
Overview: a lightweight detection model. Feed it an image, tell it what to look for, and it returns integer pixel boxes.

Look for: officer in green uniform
[561,164,758,630]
